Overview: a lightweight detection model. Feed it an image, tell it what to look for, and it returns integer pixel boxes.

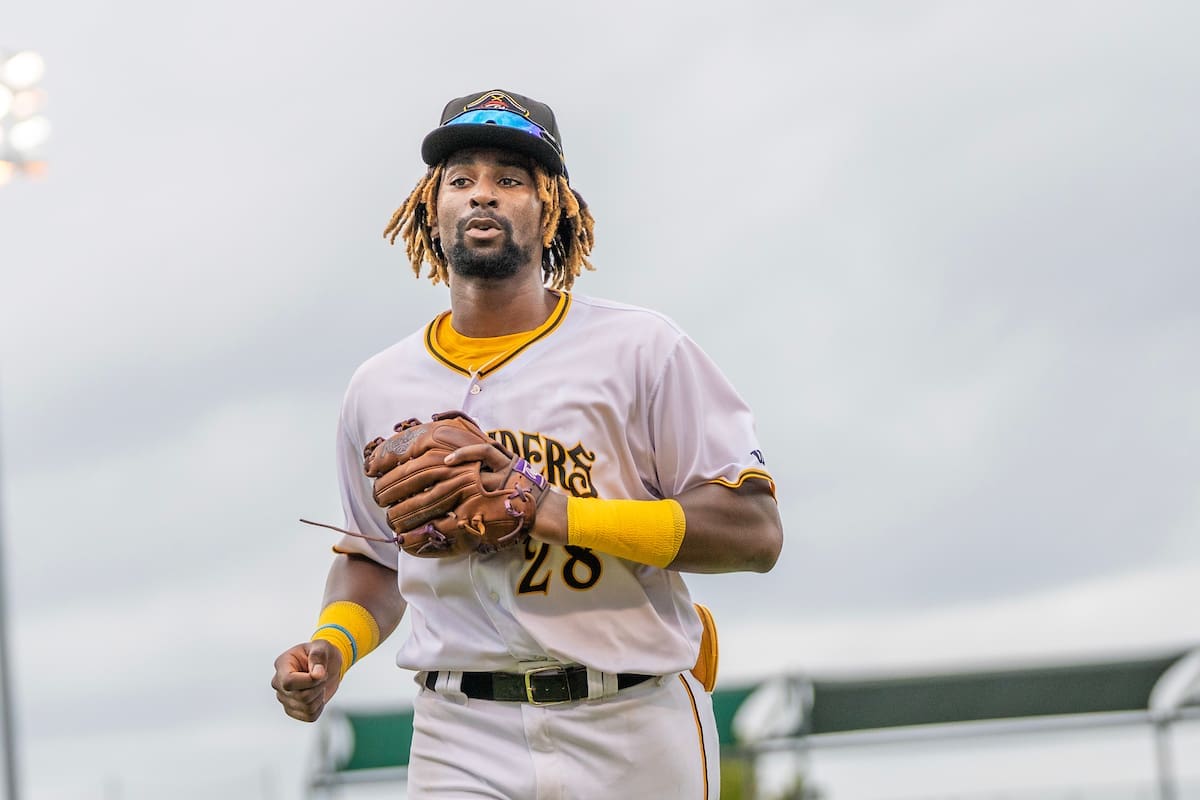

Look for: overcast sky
[1,2,1197,798]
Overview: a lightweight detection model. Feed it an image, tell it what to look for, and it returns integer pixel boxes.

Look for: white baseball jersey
[333,292,773,676]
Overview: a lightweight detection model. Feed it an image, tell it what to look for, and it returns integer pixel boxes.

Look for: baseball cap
[421,90,567,177]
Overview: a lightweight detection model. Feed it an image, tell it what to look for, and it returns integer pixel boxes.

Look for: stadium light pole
[0,422,17,800]
[0,44,44,800]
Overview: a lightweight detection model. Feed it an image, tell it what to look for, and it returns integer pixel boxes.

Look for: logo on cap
[463,91,532,118]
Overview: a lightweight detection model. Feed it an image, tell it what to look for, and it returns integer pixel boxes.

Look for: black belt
[424,666,655,704]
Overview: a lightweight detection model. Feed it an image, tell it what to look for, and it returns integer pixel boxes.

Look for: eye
[447,176,471,188]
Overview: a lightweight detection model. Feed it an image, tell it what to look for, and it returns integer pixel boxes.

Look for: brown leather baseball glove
[362,410,549,557]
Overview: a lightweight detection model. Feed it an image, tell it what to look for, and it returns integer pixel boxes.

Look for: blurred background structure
[308,648,1200,799]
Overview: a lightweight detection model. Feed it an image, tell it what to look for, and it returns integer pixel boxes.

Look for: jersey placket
[466,551,548,664]
[461,370,484,410]
[457,361,555,664]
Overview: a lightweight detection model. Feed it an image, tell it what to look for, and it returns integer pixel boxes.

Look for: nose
[469,180,498,208]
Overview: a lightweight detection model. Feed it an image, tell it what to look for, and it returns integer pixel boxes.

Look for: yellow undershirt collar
[430,292,569,376]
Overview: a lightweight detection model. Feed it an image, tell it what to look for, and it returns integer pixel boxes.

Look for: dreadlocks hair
[382,161,596,290]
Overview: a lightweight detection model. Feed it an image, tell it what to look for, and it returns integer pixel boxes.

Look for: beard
[446,216,533,281]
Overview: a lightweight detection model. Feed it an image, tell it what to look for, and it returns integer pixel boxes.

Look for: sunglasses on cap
[444,108,564,158]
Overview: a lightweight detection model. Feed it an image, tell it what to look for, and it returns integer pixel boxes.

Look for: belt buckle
[524,665,570,705]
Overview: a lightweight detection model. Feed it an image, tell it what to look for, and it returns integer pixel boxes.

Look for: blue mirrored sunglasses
[444,108,562,156]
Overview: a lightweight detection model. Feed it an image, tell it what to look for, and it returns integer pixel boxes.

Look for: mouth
[462,216,507,243]
[466,218,502,231]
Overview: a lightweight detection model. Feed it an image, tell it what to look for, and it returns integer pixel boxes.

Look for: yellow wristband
[312,601,381,679]
[566,497,686,568]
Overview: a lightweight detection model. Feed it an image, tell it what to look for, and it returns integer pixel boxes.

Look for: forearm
[534,481,783,574]
[669,482,782,572]
[320,553,406,642]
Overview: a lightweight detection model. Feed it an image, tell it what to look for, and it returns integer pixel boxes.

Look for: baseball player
[271,89,783,799]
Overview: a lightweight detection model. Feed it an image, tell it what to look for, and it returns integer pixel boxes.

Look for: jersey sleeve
[331,397,400,571]
[646,334,775,498]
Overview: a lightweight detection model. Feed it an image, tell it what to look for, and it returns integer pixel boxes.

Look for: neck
[447,269,558,337]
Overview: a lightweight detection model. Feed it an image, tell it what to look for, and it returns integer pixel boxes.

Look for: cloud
[0,2,1197,797]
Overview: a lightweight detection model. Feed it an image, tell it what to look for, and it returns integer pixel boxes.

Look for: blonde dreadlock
[382,161,596,290]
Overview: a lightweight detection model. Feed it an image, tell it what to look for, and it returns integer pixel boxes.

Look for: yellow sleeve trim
[312,601,381,679]
[566,497,686,569]
[708,469,776,497]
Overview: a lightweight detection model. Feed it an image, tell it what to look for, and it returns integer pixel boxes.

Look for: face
[432,147,544,281]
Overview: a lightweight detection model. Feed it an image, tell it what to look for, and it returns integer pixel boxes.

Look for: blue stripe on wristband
[314,623,358,665]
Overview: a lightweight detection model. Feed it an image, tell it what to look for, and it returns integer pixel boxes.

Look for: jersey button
[489,591,499,603]
[470,384,481,395]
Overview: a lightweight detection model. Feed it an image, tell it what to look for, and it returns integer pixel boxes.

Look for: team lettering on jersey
[489,428,598,498]
[488,428,605,594]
